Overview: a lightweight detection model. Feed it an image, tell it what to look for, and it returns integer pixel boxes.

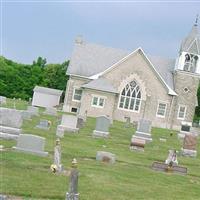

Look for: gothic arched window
[118,80,141,112]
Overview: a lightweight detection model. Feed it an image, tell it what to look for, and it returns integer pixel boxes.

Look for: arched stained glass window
[119,80,141,112]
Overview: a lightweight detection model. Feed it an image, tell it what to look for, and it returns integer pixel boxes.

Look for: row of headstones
[56,115,112,138]
[0,106,58,139]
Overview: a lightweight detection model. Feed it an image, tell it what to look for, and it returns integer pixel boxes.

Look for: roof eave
[82,86,118,94]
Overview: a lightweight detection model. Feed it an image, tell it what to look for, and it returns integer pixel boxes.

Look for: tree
[33,57,47,68]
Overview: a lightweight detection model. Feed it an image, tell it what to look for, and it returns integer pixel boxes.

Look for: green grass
[1,99,200,199]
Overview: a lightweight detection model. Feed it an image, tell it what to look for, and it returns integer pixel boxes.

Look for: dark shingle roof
[67,41,176,91]
[82,77,118,94]
[33,86,63,96]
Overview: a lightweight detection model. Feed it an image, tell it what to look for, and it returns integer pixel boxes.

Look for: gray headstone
[0,96,6,104]
[60,115,79,132]
[66,168,79,200]
[21,110,32,120]
[95,116,110,132]
[137,119,152,133]
[27,106,39,116]
[124,116,131,128]
[76,117,84,129]
[43,107,57,116]
[13,134,48,156]
[96,151,116,164]
[0,108,23,128]
[36,119,50,130]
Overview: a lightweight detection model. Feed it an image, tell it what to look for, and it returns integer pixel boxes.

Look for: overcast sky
[1,1,200,64]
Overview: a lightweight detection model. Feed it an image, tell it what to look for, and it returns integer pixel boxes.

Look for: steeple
[175,17,200,74]
[194,14,199,26]
[180,16,200,55]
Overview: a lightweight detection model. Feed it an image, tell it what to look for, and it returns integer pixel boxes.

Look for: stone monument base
[152,161,187,175]
[13,147,48,157]
[58,125,79,133]
[93,130,109,138]
[181,148,197,157]
[133,131,152,143]
[66,192,79,200]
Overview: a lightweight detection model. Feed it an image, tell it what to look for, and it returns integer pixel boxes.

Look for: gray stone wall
[171,71,200,130]
[63,51,199,130]
[102,50,173,128]
[63,76,90,112]
[79,89,116,118]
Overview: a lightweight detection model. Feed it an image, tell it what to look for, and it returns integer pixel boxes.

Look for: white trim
[91,95,105,108]
[91,94,107,99]
[72,87,82,102]
[177,105,187,120]
[187,38,200,55]
[117,80,142,113]
[90,47,176,96]
[68,73,93,80]
[156,101,168,118]
[117,97,141,114]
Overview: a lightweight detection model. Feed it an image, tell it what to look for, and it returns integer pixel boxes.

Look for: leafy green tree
[42,61,69,91]
[33,57,47,68]
[0,56,69,101]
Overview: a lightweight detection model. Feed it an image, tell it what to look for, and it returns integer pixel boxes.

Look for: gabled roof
[33,86,63,96]
[180,24,200,55]
[82,77,118,94]
[68,42,128,77]
[67,40,176,95]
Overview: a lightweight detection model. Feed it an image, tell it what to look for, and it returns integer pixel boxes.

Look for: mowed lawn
[1,99,200,200]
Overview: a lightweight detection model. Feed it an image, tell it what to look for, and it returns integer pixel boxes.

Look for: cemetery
[0,98,200,199]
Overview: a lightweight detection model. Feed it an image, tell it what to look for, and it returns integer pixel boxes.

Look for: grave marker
[132,119,152,143]
[13,134,48,156]
[58,114,79,132]
[66,158,79,200]
[181,133,198,157]
[36,119,50,130]
[93,116,110,138]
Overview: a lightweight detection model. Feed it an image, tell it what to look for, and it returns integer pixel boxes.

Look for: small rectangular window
[99,98,104,106]
[92,97,98,106]
[91,96,105,108]
[156,102,167,117]
[71,107,78,113]
[178,105,187,120]
[73,89,82,101]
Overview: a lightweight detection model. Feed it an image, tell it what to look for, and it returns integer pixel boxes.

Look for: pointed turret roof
[180,17,200,55]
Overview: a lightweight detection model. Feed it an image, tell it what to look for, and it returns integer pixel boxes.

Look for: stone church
[63,21,200,130]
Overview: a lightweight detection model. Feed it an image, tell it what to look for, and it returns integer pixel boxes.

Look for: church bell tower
[172,16,200,129]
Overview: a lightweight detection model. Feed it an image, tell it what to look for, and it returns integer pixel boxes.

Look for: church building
[63,21,200,130]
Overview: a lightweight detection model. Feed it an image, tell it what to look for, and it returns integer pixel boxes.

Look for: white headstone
[0,96,6,104]
[56,125,65,138]
[59,114,79,132]
[54,139,62,172]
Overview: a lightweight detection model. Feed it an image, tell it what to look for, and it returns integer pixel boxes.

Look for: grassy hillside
[1,99,200,200]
